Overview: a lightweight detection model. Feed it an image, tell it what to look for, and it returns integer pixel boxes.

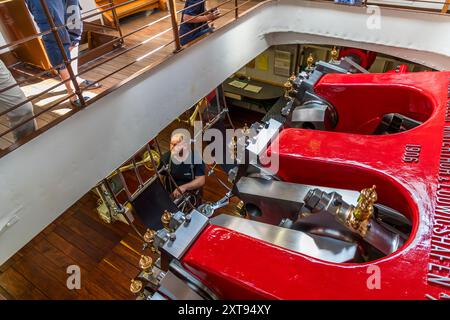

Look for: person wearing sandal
[25,0,101,107]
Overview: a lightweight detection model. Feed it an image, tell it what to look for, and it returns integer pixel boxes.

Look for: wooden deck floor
[0,107,260,300]
[0,0,259,150]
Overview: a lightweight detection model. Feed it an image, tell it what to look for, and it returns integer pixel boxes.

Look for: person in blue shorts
[25,0,100,107]
[179,0,220,46]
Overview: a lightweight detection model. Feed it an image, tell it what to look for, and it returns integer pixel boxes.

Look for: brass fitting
[236,200,247,217]
[241,123,250,136]
[330,46,339,62]
[306,53,314,70]
[130,279,143,294]
[284,81,293,98]
[347,185,378,236]
[143,229,156,243]
[139,255,153,274]
[161,210,172,229]
[289,73,296,83]
[229,136,238,161]
[142,149,161,171]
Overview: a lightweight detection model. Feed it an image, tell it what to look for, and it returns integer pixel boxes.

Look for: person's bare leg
[59,68,77,103]
[69,44,85,84]
[70,45,100,90]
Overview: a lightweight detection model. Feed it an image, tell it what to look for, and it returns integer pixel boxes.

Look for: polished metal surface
[293,212,356,244]
[138,264,165,289]
[342,56,369,73]
[246,118,283,160]
[161,210,209,260]
[211,214,357,263]
[156,271,204,300]
[304,188,405,255]
[236,176,359,225]
[150,292,167,300]
[198,192,232,218]
[285,60,361,130]
[291,100,337,130]
[169,211,188,230]
[364,220,404,255]
[169,260,218,300]
[154,228,173,250]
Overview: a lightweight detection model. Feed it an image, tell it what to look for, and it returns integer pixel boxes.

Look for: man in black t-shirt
[161,133,206,200]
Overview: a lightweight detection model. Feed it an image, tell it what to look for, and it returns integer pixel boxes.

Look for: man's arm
[183,9,220,23]
[172,175,206,198]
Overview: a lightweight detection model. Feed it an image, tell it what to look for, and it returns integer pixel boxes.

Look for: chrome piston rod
[304,188,404,255]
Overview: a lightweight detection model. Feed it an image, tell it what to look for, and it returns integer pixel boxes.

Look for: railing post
[442,0,450,13]
[39,0,86,107]
[108,0,124,45]
[168,0,182,52]
[235,0,239,19]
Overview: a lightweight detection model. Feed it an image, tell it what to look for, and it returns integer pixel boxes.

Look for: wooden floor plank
[102,251,140,280]
[45,232,96,272]
[77,278,116,300]
[13,256,77,300]
[33,238,90,282]
[0,286,14,300]
[63,216,117,252]
[0,253,23,274]
[71,209,125,243]
[97,259,135,293]
[53,224,107,263]
[83,268,132,300]
[0,268,43,300]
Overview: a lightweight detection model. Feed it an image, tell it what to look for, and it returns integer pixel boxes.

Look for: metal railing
[0,0,448,158]
[93,84,233,240]
[0,0,256,157]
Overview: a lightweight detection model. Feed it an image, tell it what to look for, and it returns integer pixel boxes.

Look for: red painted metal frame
[181,71,450,299]
[338,48,377,69]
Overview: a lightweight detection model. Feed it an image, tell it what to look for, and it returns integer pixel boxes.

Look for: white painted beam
[266,1,450,70]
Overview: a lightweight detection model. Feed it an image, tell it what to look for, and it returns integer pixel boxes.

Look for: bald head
[170,133,185,152]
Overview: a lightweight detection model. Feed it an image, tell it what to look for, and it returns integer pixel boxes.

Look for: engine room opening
[283,61,434,135]
[235,174,413,263]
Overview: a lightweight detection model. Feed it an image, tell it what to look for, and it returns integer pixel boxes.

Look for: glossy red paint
[338,48,377,69]
[182,71,450,299]
[387,64,409,74]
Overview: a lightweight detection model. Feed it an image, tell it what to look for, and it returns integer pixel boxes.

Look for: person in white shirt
[0,60,37,142]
